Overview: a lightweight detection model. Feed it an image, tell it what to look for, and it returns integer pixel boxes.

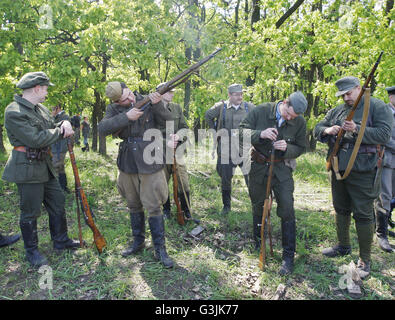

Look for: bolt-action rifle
[326,51,383,172]
[67,139,106,254]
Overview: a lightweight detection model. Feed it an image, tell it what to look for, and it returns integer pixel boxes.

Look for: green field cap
[289,91,308,114]
[335,76,360,97]
[228,84,243,93]
[16,72,54,89]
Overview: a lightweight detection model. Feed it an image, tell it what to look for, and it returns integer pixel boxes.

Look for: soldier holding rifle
[2,72,82,267]
[98,81,174,268]
[239,91,307,275]
[314,76,393,278]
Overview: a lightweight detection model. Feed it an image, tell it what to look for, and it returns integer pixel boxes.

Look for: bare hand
[148,92,162,105]
[126,108,144,121]
[167,133,180,149]
[341,120,357,133]
[60,120,74,138]
[273,139,287,151]
[260,128,278,141]
[324,125,341,136]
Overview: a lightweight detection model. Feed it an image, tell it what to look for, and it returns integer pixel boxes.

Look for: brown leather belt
[251,148,283,164]
[14,146,27,152]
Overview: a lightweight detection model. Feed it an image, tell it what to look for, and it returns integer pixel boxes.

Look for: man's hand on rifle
[126,108,144,121]
[260,128,278,141]
[148,92,163,105]
[341,120,358,133]
[167,133,180,149]
[323,125,341,136]
[60,120,74,138]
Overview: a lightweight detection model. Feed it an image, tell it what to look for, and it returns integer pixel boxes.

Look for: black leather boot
[221,190,231,215]
[49,212,81,251]
[122,211,145,257]
[148,215,174,268]
[376,211,393,253]
[0,233,20,248]
[179,191,191,219]
[279,219,296,276]
[163,197,171,219]
[20,220,48,267]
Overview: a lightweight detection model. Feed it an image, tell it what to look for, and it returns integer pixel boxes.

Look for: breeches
[375,166,395,213]
[117,169,168,216]
[331,169,380,224]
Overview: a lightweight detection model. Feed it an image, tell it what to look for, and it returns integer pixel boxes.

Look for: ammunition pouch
[26,147,51,161]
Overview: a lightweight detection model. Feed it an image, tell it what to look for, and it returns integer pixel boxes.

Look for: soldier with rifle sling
[314,53,393,279]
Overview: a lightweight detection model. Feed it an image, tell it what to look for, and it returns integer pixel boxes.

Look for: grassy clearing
[0,138,394,300]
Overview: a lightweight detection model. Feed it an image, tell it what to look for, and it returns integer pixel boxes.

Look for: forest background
[0,0,394,155]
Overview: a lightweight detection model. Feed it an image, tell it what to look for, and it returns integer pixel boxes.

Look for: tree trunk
[0,124,6,153]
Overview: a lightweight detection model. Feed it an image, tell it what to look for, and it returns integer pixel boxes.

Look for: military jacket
[314,96,393,172]
[239,102,306,182]
[2,95,64,183]
[382,104,395,168]
[205,100,255,131]
[159,101,188,148]
[98,92,173,174]
[51,111,70,155]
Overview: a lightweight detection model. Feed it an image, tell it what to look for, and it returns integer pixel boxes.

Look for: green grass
[0,137,394,300]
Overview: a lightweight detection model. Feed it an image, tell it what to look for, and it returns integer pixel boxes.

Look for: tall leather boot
[355,222,375,279]
[163,196,171,219]
[122,211,146,257]
[322,213,352,257]
[375,211,393,252]
[148,215,174,268]
[179,191,191,219]
[279,219,296,276]
[0,233,20,248]
[221,190,231,215]
[49,212,81,251]
[58,173,70,194]
[20,220,48,267]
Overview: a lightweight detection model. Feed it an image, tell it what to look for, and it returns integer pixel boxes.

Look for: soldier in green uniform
[156,83,191,220]
[239,91,307,275]
[374,85,395,253]
[51,105,70,193]
[205,84,255,214]
[2,72,81,267]
[98,81,174,268]
[314,76,393,279]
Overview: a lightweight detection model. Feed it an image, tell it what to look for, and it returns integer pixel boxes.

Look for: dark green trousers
[16,177,65,223]
[249,166,295,221]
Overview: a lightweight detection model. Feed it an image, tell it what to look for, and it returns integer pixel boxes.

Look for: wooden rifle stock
[173,149,185,226]
[326,51,383,171]
[259,146,275,271]
[67,139,107,254]
[133,48,222,110]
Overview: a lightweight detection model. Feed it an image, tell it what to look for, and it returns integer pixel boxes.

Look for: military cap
[156,82,175,92]
[289,91,308,114]
[386,86,395,96]
[105,81,123,101]
[16,71,54,90]
[335,76,360,97]
[228,84,243,93]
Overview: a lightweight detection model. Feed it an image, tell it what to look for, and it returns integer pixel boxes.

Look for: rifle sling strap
[332,88,371,180]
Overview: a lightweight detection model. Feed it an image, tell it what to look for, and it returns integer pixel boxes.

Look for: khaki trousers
[117,169,168,216]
